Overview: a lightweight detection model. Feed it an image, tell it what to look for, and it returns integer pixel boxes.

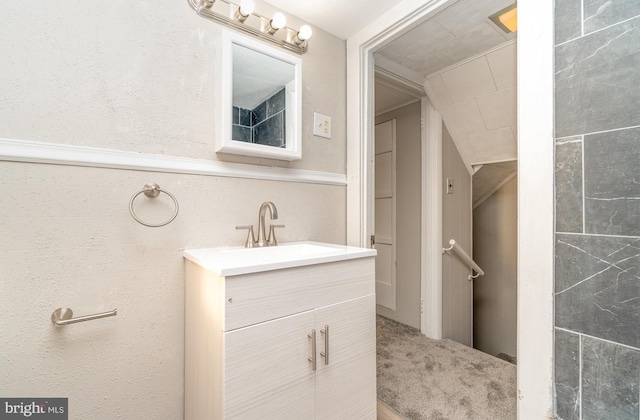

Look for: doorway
[372,0,518,350]
[347,0,555,416]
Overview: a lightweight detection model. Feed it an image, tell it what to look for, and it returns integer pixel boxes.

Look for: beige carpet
[377,315,516,420]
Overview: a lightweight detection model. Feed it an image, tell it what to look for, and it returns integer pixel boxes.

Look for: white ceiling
[372,0,518,173]
[264,0,405,40]
[376,0,515,77]
[424,41,517,167]
[472,161,517,207]
[233,43,295,110]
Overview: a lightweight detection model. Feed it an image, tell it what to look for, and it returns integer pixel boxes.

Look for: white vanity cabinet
[184,247,376,420]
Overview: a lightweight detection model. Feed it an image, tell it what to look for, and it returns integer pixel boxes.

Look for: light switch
[447,178,454,194]
[313,112,332,139]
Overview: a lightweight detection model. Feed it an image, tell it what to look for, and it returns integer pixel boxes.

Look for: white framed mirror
[218,30,302,161]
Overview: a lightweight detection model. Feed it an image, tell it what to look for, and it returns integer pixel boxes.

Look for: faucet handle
[267,224,285,246]
[235,225,256,248]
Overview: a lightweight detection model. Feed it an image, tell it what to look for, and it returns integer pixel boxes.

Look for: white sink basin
[184,241,376,276]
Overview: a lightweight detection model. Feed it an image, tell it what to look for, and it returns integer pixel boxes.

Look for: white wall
[441,123,473,346]
[0,1,347,418]
[375,101,422,329]
[473,176,517,357]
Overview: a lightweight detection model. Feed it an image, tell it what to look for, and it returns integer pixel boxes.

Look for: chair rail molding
[0,138,346,186]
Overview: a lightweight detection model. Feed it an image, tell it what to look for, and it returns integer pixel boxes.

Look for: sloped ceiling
[472,161,517,208]
[374,0,517,171]
[424,42,517,168]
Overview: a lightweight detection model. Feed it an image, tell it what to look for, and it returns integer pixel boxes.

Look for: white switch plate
[313,112,332,139]
[446,178,454,194]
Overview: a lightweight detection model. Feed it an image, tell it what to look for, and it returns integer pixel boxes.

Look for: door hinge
[370,235,376,248]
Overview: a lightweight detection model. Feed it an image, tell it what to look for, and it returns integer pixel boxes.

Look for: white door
[374,120,396,310]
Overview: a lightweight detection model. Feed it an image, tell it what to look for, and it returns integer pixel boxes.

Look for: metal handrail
[442,239,484,281]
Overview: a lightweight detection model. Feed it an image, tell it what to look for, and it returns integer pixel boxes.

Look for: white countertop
[183,241,377,276]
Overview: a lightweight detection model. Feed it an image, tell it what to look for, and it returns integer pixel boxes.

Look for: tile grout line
[581,0,585,37]
[554,231,640,240]
[555,327,640,352]
[581,124,640,137]
[582,136,586,234]
[559,124,640,141]
[579,333,583,420]
[556,137,583,145]
[556,15,640,47]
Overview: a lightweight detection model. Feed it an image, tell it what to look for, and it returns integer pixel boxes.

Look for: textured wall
[554,1,640,418]
[0,0,346,174]
[0,0,347,418]
[375,101,422,329]
[473,176,517,358]
[441,124,473,346]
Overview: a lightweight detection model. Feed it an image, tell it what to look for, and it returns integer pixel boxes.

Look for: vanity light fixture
[187,0,311,54]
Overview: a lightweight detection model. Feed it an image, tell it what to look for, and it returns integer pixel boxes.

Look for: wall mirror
[218,31,302,161]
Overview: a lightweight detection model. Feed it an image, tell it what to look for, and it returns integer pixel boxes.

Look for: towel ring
[129,183,179,227]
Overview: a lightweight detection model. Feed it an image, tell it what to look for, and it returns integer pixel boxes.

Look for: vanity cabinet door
[223,310,316,420]
[314,295,377,420]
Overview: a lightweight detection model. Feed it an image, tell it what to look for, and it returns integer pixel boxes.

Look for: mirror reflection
[218,31,302,161]
[231,43,295,149]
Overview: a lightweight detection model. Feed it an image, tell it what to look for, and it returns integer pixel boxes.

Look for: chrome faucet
[257,201,277,247]
[236,201,285,247]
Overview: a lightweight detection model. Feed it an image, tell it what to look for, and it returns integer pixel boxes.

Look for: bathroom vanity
[184,242,377,419]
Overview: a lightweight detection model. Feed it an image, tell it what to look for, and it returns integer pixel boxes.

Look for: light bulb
[270,12,286,30]
[297,24,312,41]
[239,0,255,16]
[498,7,517,32]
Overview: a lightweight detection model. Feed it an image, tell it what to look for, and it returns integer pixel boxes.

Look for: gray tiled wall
[554,1,640,419]
[231,88,285,147]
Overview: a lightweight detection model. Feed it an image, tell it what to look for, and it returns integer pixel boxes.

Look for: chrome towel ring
[129,183,179,227]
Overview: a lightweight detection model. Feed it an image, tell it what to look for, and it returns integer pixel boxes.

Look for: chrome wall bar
[442,239,485,281]
[51,307,117,326]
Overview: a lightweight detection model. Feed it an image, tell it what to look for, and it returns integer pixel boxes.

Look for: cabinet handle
[320,325,329,365]
[308,329,317,371]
